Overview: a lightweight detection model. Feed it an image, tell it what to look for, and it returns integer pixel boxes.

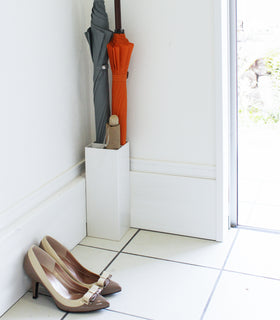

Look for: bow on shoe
[82,285,102,305]
[96,271,112,287]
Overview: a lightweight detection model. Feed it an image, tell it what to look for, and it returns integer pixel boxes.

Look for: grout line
[223,268,280,282]
[221,229,240,270]
[200,271,223,320]
[200,229,240,320]
[101,229,141,273]
[121,252,220,272]
[60,312,68,320]
[117,229,141,253]
[107,309,154,320]
[139,228,217,242]
[0,293,30,318]
[77,243,119,253]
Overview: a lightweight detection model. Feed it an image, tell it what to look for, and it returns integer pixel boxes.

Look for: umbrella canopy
[85,0,113,143]
[107,33,134,145]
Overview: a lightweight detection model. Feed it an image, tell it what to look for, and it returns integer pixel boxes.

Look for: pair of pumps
[24,236,121,312]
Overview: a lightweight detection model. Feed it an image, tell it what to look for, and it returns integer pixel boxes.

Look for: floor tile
[204,271,280,320]
[225,229,280,279]
[80,228,138,251]
[238,202,253,225]
[238,128,280,181]
[257,181,280,206]
[65,309,149,319]
[71,245,118,274]
[247,204,280,230]
[1,292,65,319]
[105,253,219,320]
[238,179,262,203]
[124,229,236,269]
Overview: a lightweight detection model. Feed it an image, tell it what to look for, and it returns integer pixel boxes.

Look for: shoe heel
[24,253,41,299]
[32,280,39,299]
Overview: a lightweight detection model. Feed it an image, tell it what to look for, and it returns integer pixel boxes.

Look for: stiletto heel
[24,245,109,312]
[40,236,121,295]
[32,280,39,299]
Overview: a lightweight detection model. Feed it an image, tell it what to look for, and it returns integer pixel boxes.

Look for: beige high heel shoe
[24,245,109,312]
[40,236,121,295]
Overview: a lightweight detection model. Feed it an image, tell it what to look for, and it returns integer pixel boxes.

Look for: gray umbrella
[85,0,113,143]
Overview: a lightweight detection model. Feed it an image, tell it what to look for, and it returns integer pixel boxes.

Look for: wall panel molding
[130,158,216,180]
[130,171,217,240]
[0,161,85,234]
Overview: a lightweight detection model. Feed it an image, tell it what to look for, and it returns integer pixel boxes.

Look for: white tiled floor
[3,227,280,320]
[225,229,280,279]
[238,127,280,230]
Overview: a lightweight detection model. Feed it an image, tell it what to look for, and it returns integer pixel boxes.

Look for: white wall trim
[130,171,217,240]
[214,0,231,241]
[229,0,238,227]
[0,160,85,234]
[130,159,217,240]
[130,158,216,180]
[214,0,223,242]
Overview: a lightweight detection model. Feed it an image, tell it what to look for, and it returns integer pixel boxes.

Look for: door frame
[215,0,232,240]
[229,0,238,227]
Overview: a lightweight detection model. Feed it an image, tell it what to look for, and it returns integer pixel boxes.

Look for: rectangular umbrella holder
[85,142,130,240]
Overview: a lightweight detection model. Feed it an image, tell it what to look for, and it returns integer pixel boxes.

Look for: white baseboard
[131,158,216,180]
[0,176,86,316]
[130,159,217,240]
[0,161,85,232]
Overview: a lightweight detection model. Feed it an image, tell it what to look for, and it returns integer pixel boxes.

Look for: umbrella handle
[114,0,124,33]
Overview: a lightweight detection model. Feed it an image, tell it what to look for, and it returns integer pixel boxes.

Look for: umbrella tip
[114,0,123,33]
[115,28,124,34]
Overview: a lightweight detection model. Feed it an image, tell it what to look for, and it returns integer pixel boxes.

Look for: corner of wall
[0,172,86,316]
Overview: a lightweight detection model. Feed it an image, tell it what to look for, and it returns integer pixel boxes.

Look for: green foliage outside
[239,51,280,126]
[264,51,280,89]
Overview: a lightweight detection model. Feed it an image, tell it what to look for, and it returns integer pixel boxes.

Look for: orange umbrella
[107,0,134,145]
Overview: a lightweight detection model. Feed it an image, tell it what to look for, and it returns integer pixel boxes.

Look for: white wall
[0,1,95,315]
[105,0,227,240]
[0,0,228,313]
[0,0,94,214]
[106,0,216,165]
